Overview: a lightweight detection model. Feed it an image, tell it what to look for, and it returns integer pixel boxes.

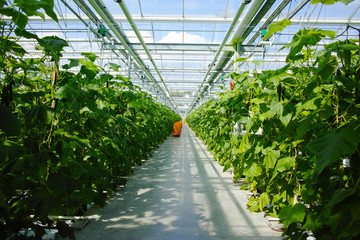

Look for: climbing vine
[0,1,180,239]
[188,21,360,240]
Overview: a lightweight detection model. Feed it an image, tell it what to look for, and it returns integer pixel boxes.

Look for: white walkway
[74,124,283,240]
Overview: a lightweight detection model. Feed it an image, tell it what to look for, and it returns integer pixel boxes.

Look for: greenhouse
[1,0,360,239]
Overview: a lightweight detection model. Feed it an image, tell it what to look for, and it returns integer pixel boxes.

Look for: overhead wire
[116,0,179,113]
[15,0,360,114]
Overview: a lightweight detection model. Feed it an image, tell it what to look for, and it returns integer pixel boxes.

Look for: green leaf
[0,8,15,17]
[340,43,360,51]
[28,189,58,220]
[263,19,291,40]
[248,196,260,212]
[245,118,253,132]
[302,97,321,111]
[252,60,264,67]
[318,30,336,39]
[264,150,280,170]
[40,36,68,52]
[239,133,251,153]
[54,83,81,113]
[232,57,248,64]
[273,191,287,203]
[14,0,58,21]
[72,188,97,204]
[259,192,271,211]
[94,192,107,207]
[99,74,113,84]
[47,174,80,195]
[270,102,283,116]
[107,62,120,71]
[296,116,313,139]
[311,0,354,4]
[311,0,336,4]
[68,59,80,68]
[14,28,38,39]
[80,60,100,80]
[41,108,54,125]
[316,51,338,80]
[96,99,107,110]
[56,221,75,240]
[307,127,360,174]
[26,105,54,125]
[81,52,98,62]
[42,0,58,21]
[0,104,20,136]
[244,163,263,177]
[279,203,306,227]
[0,38,27,56]
[301,183,316,203]
[327,189,351,207]
[280,113,292,127]
[250,98,263,105]
[12,10,28,31]
[55,86,71,99]
[34,11,45,19]
[340,0,354,4]
[286,29,327,62]
[38,36,68,62]
[274,156,294,172]
[71,135,90,148]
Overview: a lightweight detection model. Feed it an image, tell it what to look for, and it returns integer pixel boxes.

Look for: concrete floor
[74,125,283,240]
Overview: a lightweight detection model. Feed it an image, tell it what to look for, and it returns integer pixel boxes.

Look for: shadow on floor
[74,125,283,240]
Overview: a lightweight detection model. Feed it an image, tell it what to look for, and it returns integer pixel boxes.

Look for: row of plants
[187,19,360,240]
[0,0,181,239]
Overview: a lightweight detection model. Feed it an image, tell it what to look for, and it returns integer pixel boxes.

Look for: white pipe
[87,0,177,112]
[116,0,178,111]
[187,0,249,115]
[24,15,360,25]
[187,0,266,115]
[230,0,266,44]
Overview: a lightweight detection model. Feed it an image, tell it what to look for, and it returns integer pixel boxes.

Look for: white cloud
[159,31,207,43]
[34,31,62,38]
[125,30,154,43]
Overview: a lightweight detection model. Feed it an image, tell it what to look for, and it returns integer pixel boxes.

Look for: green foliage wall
[187,29,360,239]
[0,1,181,238]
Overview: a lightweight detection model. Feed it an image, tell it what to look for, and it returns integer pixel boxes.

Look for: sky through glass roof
[17,0,360,115]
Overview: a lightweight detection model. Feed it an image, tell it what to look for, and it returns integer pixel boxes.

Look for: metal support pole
[127,52,132,79]
[186,0,249,116]
[116,0,178,113]
[88,0,178,112]
[235,42,242,73]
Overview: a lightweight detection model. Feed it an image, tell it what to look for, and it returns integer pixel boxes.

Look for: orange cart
[173,121,182,137]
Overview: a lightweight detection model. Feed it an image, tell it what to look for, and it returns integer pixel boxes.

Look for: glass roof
[19,0,360,116]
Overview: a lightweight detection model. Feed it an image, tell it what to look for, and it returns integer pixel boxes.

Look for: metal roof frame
[14,0,360,116]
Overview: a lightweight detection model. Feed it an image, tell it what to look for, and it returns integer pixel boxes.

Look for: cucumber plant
[0,1,181,239]
[188,26,360,240]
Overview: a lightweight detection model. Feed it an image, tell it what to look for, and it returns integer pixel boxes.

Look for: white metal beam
[25,15,360,25]
[116,0,178,113]
[104,43,265,52]
[86,0,178,113]
[187,0,249,115]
